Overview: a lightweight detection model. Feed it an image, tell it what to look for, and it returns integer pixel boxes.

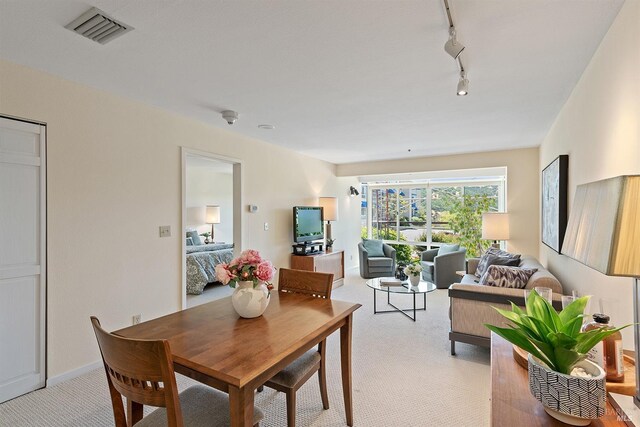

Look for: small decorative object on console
[326,238,335,252]
[403,263,423,286]
[215,250,275,318]
[485,290,629,425]
[200,232,211,244]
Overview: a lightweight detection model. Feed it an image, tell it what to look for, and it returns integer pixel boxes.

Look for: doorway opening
[181,148,242,308]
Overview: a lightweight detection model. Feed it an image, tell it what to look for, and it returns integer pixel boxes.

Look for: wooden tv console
[290,250,344,290]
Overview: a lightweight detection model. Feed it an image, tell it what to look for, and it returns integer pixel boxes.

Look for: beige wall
[0,60,360,378]
[186,166,234,243]
[337,147,541,257]
[539,1,639,346]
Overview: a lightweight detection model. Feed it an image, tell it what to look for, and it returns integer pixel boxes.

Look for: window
[361,177,505,249]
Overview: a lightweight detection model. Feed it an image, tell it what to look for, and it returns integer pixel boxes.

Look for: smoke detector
[221,110,239,125]
[65,7,133,44]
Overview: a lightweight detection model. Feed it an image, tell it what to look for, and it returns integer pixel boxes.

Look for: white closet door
[0,117,46,403]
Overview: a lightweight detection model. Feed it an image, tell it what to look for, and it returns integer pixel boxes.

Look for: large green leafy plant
[485,290,628,375]
[449,194,492,257]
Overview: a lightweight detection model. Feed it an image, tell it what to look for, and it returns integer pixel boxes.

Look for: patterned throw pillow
[480,265,538,289]
[475,248,521,278]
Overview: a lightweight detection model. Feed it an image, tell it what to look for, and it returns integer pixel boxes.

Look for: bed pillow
[480,265,538,289]
[186,237,194,246]
[186,230,202,246]
[475,249,521,278]
[437,244,460,256]
[363,239,385,257]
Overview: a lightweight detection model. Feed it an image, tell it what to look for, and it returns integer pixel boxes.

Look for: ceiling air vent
[65,7,133,44]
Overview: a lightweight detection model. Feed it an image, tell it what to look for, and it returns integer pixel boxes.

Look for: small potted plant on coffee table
[485,290,628,426]
[403,263,422,287]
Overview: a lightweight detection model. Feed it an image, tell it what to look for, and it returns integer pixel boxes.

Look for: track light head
[457,71,469,96]
[444,27,465,59]
[349,186,360,197]
[221,110,238,125]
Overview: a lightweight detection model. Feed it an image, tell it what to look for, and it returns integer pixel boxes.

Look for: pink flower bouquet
[215,249,275,292]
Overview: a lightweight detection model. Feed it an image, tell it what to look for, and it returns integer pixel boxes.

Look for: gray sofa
[448,255,564,355]
[358,242,396,279]
[420,246,466,289]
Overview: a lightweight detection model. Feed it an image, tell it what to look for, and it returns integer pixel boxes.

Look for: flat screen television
[293,206,324,243]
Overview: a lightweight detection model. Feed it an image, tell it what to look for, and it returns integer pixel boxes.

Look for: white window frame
[364,177,506,247]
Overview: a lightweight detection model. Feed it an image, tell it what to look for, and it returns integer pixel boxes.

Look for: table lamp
[482,212,510,249]
[561,175,640,407]
[319,197,338,247]
[206,205,221,243]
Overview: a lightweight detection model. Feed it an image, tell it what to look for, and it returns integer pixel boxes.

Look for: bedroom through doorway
[181,149,242,308]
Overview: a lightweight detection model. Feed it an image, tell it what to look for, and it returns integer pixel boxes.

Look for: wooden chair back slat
[90,317,184,427]
[278,268,334,299]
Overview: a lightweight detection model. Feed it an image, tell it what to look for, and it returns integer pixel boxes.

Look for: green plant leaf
[510,302,525,316]
[491,306,544,342]
[485,324,554,368]
[547,332,577,349]
[558,296,589,324]
[525,291,550,326]
[553,347,585,375]
[560,315,585,338]
[523,315,553,342]
[575,326,631,354]
[541,298,563,333]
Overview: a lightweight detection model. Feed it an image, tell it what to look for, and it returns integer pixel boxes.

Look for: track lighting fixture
[443,0,469,97]
[444,27,465,59]
[457,71,469,96]
[221,110,238,125]
[349,186,360,197]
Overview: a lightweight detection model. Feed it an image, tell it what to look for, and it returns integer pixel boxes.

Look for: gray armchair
[358,242,396,279]
[420,246,466,289]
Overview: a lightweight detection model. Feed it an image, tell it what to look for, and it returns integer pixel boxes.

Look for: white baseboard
[46,360,102,387]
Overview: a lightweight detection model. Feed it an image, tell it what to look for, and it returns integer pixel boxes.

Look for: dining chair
[90,317,263,427]
[261,268,334,427]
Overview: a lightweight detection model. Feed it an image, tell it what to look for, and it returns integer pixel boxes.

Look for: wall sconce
[349,186,360,197]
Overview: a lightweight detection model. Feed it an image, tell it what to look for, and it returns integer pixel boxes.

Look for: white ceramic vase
[409,274,420,286]
[231,281,270,318]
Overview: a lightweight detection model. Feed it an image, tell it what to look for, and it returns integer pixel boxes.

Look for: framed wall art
[541,155,568,253]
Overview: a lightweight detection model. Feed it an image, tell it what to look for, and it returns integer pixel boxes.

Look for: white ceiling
[0,0,623,164]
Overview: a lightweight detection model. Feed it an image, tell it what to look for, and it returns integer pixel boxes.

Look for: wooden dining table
[115,292,361,427]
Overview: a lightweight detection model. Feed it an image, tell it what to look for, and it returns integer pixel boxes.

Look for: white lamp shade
[319,197,338,222]
[561,175,640,277]
[186,206,206,226]
[482,213,510,240]
[206,205,221,224]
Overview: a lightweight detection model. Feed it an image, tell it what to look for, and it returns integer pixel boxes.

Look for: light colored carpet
[0,269,490,426]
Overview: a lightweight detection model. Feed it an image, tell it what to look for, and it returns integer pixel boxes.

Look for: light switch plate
[159,226,171,237]
[264,222,269,231]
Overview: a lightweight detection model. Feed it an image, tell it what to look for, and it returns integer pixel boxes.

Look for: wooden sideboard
[290,250,344,289]
[491,332,630,426]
